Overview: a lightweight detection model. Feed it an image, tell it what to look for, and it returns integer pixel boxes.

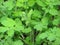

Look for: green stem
[19,36,30,45]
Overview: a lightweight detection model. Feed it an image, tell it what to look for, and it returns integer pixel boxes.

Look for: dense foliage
[0,0,60,45]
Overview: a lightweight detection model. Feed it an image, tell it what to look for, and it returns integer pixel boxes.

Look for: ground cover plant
[0,0,60,45]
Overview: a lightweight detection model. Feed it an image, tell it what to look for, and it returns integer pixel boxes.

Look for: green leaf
[4,42,9,45]
[0,0,3,4]
[28,0,35,7]
[30,20,40,26]
[32,9,41,19]
[52,38,60,45]
[16,1,23,7]
[17,0,27,2]
[13,11,23,17]
[34,23,43,31]
[36,0,46,7]
[4,38,13,45]
[0,42,3,45]
[22,27,31,33]
[27,9,33,18]
[49,8,58,16]
[0,34,4,39]
[53,18,60,25]
[0,17,16,27]
[0,27,9,33]
[15,25,24,32]
[34,23,47,31]
[3,1,14,10]
[16,0,28,8]
[36,33,48,42]
[41,17,48,25]
[15,18,22,25]
[47,33,56,41]
[14,18,24,31]
[13,40,23,45]
[7,30,14,37]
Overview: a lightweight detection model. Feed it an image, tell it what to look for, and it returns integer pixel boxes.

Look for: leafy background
[0,0,60,45]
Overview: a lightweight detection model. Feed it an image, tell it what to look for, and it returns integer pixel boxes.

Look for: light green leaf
[4,38,13,45]
[28,0,35,7]
[16,0,28,8]
[36,0,46,7]
[17,0,27,2]
[7,29,14,37]
[53,18,60,25]
[13,11,23,17]
[32,9,41,19]
[27,9,33,18]
[41,17,48,25]
[0,27,9,33]
[13,40,23,45]
[36,33,48,42]
[34,23,43,31]
[34,23,47,31]
[0,42,3,45]
[15,25,24,32]
[22,27,31,33]
[3,1,14,10]
[52,38,60,45]
[1,17,16,27]
[0,0,3,4]
[47,33,56,41]
[14,18,24,32]
[16,2,23,7]
[49,8,58,15]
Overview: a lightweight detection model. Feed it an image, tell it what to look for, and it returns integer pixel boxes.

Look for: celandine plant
[0,0,60,45]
